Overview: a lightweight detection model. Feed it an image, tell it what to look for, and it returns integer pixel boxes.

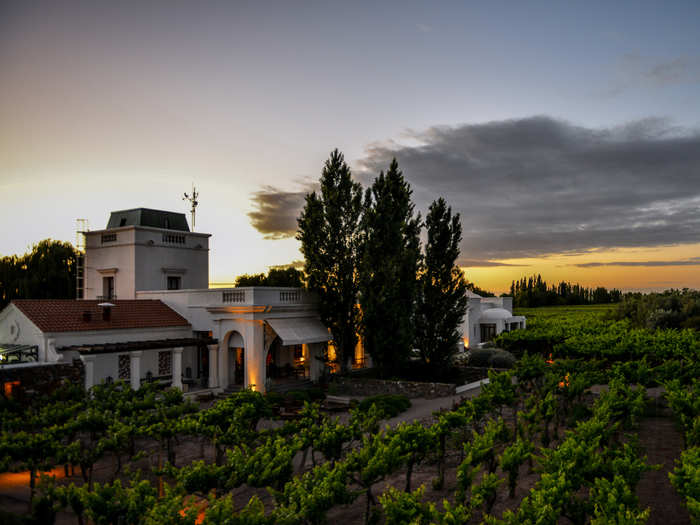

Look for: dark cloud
[603,55,700,96]
[248,116,700,261]
[247,184,316,239]
[457,259,528,268]
[575,257,700,268]
[269,260,305,270]
[355,116,700,260]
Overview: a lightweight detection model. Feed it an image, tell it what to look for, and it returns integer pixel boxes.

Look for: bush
[280,388,326,407]
[468,348,516,369]
[357,394,411,418]
[264,392,284,409]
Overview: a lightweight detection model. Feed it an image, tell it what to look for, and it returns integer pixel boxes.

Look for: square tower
[83,208,210,299]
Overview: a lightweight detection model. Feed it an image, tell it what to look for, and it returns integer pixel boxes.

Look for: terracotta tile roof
[12,300,190,333]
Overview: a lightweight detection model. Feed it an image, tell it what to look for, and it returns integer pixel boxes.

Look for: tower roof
[106,208,190,232]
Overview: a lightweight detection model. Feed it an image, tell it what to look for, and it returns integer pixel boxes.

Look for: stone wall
[0,359,84,400]
[331,377,455,399]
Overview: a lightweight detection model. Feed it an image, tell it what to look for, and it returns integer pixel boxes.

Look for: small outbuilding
[459,292,526,349]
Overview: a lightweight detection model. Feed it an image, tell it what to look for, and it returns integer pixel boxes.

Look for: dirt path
[636,409,690,525]
[386,388,482,427]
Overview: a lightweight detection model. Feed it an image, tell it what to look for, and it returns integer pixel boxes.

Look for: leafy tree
[358,158,421,378]
[0,239,78,308]
[234,267,305,287]
[415,198,467,374]
[297,149,363,373]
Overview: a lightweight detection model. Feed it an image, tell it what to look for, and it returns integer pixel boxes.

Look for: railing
[279,290,301,303]
[162,233,186,244]
[222,290,245,303]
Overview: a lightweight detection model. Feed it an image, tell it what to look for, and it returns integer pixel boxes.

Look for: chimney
[98,302,115,321]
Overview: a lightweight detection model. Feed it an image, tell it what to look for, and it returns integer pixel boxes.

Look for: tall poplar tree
[358,159,421,378]
[414,198,468,375]
[297,150,363,373]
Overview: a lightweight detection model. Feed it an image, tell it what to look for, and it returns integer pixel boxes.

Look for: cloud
[269,260,305,270]
[603,54,700,96]
[355,116,700,260]
[458,259,528,268]
[575,257,700,268]
[248,116,700,261]
[247,184,316,239]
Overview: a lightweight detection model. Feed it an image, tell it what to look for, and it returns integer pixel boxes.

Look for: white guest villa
[0,208,524,394]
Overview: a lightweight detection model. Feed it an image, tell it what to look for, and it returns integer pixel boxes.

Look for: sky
[1,0,700,293]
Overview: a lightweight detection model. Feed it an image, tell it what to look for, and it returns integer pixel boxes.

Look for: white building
[83,208,210,300]
[0,299,202,391]
[1,208,337,394]
[459,291,526,349]
[1,206,513,394]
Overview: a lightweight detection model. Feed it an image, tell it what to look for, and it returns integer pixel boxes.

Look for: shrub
[264,392,284,409]
[468,348,516,369]
[357,394,411,418]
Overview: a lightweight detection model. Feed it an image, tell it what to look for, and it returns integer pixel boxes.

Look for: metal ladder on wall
[75,219,88,299]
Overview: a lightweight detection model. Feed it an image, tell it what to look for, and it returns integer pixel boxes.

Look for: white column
[82,355,95,390]
[244,322,265,392]
[308,343,321,381]
[208,344,219,388]
[218,343,228,389]
[130,351,142,390]
[172,348,183,390]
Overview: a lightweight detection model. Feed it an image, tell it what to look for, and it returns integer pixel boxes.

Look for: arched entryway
[227,331,245,388]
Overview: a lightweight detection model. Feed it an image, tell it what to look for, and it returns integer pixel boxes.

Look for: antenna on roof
[183,184,199,231]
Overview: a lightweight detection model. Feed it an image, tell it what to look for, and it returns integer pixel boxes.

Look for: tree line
[613,288,700,330]
[297,150,468,379]
[0,240,77,309]
[509,274,622,308]
[234,267,305,287]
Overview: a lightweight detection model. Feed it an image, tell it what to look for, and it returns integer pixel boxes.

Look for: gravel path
[385,386,482,427]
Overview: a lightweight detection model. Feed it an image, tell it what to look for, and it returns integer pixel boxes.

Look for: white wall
[90,346,197,385]
[0,304,45,360]
[50,326,193,350]
[133,228,209,292]
[84,229,136,299]
[84,226,210,300]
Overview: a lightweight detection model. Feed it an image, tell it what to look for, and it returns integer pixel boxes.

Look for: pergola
[0,344,39,366]
[58,337,217,390]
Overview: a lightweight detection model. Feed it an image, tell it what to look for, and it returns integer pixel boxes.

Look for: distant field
[514,303,616,318]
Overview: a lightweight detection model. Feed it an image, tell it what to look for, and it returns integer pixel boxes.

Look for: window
[480,324,497,342]
[103,276,115,299]
[293,345,303,359]
[119,218,127,227]
[101,233,117,243]
[118,355,130,379]
[158,351,172,376]
[167,276,181,290]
